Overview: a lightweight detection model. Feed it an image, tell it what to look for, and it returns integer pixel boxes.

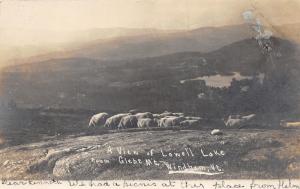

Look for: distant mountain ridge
[8,24,254,65]
[7,23,300,67]
[69,24,253,60]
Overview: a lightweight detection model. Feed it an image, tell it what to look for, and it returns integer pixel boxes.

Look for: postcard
[0,0,299,188]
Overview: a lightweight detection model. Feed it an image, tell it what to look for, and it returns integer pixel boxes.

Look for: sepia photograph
[0,0,299,183]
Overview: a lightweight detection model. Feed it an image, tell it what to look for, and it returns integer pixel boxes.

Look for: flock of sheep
[88,110,203,130]
[88,110,257,130]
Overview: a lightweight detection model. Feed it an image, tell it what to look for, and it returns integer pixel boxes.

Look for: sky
[1,0,299,31]
[0,0,299,66]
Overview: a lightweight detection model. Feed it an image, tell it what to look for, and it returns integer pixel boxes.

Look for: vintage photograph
[0,0,299,180]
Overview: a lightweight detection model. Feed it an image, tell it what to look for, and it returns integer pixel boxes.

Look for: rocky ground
[0,128,299,180]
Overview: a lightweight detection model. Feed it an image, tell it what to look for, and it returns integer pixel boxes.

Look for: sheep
[159,116,185,128]
[88,113,109,128]
[118,115,138,129]
[225,114,256,128]
[104,113,129,129]
[137,118,158,128]
[135,112,153,120]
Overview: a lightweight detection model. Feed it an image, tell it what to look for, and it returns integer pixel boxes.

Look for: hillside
[1,37,299,118]
[0,128,299,179]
